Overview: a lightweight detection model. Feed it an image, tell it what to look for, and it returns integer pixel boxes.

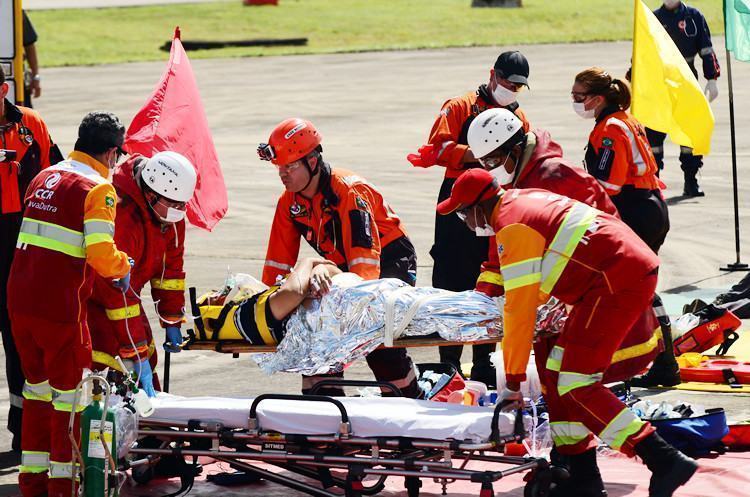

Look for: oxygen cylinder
[80,381,118,497]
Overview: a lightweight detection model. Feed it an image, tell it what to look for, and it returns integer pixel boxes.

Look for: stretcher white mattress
[149,394,527,443]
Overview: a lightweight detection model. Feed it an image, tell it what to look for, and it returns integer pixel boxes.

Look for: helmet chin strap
[300,155,319,192]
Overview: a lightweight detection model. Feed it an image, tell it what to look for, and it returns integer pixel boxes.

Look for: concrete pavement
[25,0,224,10]
[1,39,749,495]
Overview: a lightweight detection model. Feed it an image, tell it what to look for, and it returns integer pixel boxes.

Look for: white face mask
[161,207,186,223]
[492,83,518,107]
[663,0,680,9]
[573,101,596,119]
[474,224,495,237]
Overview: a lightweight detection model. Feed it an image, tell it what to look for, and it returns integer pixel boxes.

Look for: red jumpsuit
[494,189,658,457]
[8,152,130,497]
[88,155,186,376]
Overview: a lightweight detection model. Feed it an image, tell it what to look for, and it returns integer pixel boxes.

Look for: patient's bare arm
[267,258,339,320]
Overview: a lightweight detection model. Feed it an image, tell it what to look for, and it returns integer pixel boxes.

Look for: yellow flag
[631,0,714,155]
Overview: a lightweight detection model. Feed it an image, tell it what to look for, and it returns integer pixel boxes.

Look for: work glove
[704,79,719,102]
[112,257,135,292]
[407,144,439,168]
[133,359,157,398]
[499,387,523,412]
[163,326,184,353]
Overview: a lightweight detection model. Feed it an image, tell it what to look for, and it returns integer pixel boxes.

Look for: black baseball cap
[494,51,530,87]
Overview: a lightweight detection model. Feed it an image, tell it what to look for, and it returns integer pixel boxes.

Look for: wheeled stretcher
[129,392,563,497]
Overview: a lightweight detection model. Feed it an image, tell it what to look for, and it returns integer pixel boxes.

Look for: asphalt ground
[1,38,750,494]
[24,0,222,10]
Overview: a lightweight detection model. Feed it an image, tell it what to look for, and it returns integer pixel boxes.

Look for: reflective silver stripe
[607,117,646,176]
[49,461,75,479]
[685,56,695,64]
[48,160,107,185]
[653,304,668,319]
[700,47,714,57]
[650,145,663,154]
[84,219,114,237]
[21,451,50,470]
[597,179,622,192]
[349,257,380,267]
[550,421,591,447]
[679,146,694,155]
[557,371,603,396]
[51,388,84,412]
[264,260,293,271]
[23,380,52,402]
[386,365,418,390]
[599,408,646,450]
[500,257,542,282]
[540,203,598,294]
[19,219,85,249]
[10,393,24,408]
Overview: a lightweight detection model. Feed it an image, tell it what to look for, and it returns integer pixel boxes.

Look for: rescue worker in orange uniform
[466,109,664,496]
[87,151,197,397]
[259,118,420,398]
[0,65,62,453]
[438,169,697,497]
[407,51,532,385]
[7,112,131,497]
[573,68,678,388]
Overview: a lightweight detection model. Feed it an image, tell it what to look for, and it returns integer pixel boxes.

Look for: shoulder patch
[105,195,115,207]
[602,137,614,148]
[355,195,368,210]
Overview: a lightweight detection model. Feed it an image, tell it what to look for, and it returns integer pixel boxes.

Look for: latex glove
[704,79,718,102]
[407,144,439,168]
[163,326,183,353]
[499,387,523,412]
[133,359,157,398]
[112,257,134,292]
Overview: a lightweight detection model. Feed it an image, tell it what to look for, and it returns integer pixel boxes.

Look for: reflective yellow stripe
[599,408,646,450]
[83,219,115,247]
[18,218,86,258]
[49,460,76,479]
[23,380,52,402]
[92,341,156,372]
[504,272,542,291]
[557,371,603,396]
[105,304,141,321]
[84,232,114,245]
[254,289,277,346]
[501,257,542,291]
[550,421,591,447]
[477,271,504,286]
[150,278,185,291]
[20,451,50,473]
[540,203,598,294]
[611,326,662,364]
[51,388,85,413]
[545,345,564,372]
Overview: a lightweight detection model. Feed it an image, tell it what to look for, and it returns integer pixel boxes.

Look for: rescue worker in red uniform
[7,112,131,497]
[88,151,197,397]
[0,65,62,453]
[466,109,663,497]
[407,51,532,385]
[259,118,420,398]
[573,68,678,388]
[438,169,698,497]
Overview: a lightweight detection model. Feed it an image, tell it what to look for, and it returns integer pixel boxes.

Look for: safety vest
[8,156,123,322]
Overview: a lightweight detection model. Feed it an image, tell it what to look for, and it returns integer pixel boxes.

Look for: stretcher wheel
[523,466,567,497]
[131,464,154,485]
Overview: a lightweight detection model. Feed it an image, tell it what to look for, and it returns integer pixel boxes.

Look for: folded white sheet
[149,394,527,443]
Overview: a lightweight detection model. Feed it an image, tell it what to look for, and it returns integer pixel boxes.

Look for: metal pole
[163,350,171,393]
[721,50,749,271]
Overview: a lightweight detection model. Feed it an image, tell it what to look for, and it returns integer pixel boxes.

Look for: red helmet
[258,118,322,166]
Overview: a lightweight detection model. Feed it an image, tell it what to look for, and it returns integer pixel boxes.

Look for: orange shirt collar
[68,151,110,179]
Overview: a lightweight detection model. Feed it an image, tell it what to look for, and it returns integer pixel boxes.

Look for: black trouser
[0,213,24,450]
[431,177,495,382]
[301,237,421,398]
[645,128,703,173]
[612,187,670,254]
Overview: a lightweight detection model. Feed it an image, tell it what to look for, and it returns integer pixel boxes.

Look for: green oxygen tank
[80,380,118,497]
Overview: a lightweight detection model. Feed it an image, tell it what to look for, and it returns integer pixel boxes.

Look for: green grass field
[31,0,724,67]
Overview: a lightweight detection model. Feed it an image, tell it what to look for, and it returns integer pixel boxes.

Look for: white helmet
[142,151,197,203]
[467,108,523,159]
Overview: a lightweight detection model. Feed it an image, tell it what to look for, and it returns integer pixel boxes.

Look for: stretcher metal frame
[128,393,561,497]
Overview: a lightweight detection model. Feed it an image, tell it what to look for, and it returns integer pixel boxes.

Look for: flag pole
[721,10,749,271]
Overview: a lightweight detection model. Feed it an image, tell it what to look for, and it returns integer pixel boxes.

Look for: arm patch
[349,209,373,248]
[584,141,615,181]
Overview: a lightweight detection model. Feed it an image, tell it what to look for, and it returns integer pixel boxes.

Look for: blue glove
[133,359,156,398]
[164,326,183,353]
[112,258,135,292]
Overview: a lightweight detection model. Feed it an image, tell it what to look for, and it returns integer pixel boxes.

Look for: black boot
[630,300,681,388]
[549,448,607,497]
[635,432,697,497]
[682,167,704,197]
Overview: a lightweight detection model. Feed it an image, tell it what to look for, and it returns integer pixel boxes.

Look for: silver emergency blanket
[253,274,566,376]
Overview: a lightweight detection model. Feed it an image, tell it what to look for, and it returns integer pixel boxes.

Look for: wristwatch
[32,74,41,82]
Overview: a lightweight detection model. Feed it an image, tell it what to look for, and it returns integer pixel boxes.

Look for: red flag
[125,27,227,231]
